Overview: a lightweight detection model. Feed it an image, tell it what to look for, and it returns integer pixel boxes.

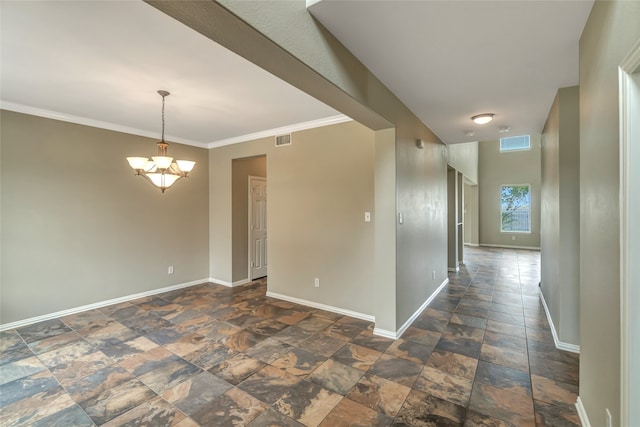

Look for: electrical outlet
[168,266,174,274]
[314,278,320,288]
[606,408,612,427]
[512,236,516,241]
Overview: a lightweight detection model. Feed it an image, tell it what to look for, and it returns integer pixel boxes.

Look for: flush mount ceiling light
[126,90,195,193]
[471,113,495,125]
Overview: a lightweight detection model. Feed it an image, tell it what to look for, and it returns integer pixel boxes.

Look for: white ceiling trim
[0,101,210,148]
[207,114,353,149]
[1,100,352,150]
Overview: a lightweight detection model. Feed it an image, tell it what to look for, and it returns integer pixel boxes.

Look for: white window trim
[499,147,531,153]
[500,135,531,153]
[499,184,532,234]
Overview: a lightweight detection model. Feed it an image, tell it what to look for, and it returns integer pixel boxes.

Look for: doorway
[231,155,266,284]
[447,166,464,271]
[249,176,267,280]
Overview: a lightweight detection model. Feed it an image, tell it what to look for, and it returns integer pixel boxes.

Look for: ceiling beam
[144,0,396,131]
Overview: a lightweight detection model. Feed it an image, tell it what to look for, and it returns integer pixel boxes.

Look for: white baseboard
[0,278,210,332]
[265,291,375,323]
[390,277,449,340]
[480,243,541,251]
[372,327,397,339]
[448,267,459,272]
[538,288,580,353]
[208,277,251,287]
[208,277,232,287]
[575,397,591,427]
[464,243,480,247]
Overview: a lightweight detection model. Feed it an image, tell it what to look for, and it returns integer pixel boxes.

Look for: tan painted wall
[447,167,458,270]
[0,110,209,324]
[373,129,397,331]
[540,94,561,339]
[579,1,640,424]
[394,121,448,330]
[464,184,479,246]
[210,121,378,319]
[448,141,478,185]
[231,156,266,282]
[541,86,580,346]
[478,137,541,248]
[150,0,449,333]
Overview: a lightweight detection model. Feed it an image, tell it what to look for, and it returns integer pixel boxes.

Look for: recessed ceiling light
[464,130,476,137]
[471,113,494,125]
[498,126,510,133]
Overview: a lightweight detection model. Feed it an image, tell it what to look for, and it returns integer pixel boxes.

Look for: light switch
[398,212,404,224]
[364,212,371,222]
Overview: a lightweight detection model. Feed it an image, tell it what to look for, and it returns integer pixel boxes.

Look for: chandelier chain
[161,94,165,142]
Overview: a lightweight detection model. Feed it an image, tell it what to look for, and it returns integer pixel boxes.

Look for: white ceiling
[1,1,593,148]
[308,0,594,144]
[0,1,341,148]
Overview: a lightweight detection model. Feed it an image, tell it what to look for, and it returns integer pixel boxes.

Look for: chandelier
[126,90,195,193]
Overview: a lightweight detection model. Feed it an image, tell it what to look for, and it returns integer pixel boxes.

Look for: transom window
[501,185,531,233]
[500,135,531,152]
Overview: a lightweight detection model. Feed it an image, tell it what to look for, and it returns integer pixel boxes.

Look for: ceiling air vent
[275,134,292,147]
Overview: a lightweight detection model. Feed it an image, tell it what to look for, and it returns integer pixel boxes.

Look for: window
[501,185,531,233]
[500,135,530,152]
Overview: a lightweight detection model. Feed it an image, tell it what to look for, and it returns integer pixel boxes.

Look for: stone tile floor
[0,247,580,426]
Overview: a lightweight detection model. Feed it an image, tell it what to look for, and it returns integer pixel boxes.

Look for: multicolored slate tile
[0,248,582,427]
[274,380,342,426]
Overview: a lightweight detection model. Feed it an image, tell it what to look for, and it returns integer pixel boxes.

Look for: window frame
[500,135,531,153]
[499,184,532,234]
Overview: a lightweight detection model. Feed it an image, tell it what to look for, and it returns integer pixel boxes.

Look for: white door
[249,176,267,280]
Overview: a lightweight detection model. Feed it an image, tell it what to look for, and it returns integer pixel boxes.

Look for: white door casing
[249,176,267,280]
[619,38,640,427]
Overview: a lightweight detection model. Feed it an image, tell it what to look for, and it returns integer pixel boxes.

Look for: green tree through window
[501,185,531,232]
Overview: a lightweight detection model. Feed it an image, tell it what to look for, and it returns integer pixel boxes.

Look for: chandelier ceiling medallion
[126,90,195,193]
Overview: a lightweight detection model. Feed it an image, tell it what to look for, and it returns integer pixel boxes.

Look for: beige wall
[231,156,266,282]
[394,121,448,330]
[464,183,479,246]
[541,86,580,346]
[448,141,478,184]
[151,0,449,333]
[0,110,209,324]
[579,1,640,424]
[478,137,541,248]
[448,141,479,251]
[447,167,458,270]
[373,129,397,331]
[210,121,378,319]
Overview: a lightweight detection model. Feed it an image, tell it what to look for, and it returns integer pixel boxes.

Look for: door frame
[619,37,640,427]
[248,175,267,281]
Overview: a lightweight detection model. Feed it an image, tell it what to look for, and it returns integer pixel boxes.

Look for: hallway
[431,246,580,426]
[0,247,579,426]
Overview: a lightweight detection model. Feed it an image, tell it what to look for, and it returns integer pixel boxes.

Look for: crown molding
[0,101,210,148]
[1,101,351,150]
[207,114,352,148]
